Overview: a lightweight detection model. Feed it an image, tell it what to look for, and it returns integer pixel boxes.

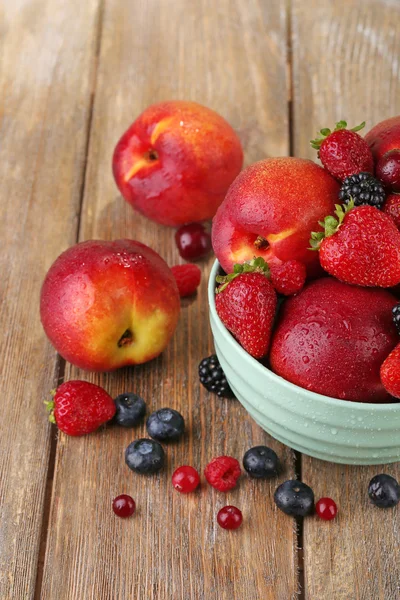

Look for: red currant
[172,465,200,493]
[316,497,337,521]
[217,506,243,530]
[112,494,136,518]
[376,149,400,193]
[175,223,212,261]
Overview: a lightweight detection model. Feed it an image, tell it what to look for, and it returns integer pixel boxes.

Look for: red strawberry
[171,263,201,297]
[270,260,306,296]
[310,201,400,287]
[45,380,116,436]
[383,193,400,229]
[310,121,373,181]
[215,258,277,358]
[381,344,400,398]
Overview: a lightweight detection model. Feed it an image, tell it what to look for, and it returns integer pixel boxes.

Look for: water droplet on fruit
[302,356,310,364]
[179,120,184,126]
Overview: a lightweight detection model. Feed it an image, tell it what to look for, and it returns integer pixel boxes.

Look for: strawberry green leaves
[216,256,270,293]
[310,121,366,149]
[309,200,355,250]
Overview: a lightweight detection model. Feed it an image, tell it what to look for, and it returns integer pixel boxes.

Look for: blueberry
[125,439,165,474]
[368,474,400,508]
[114,393,146,427]
[243,446,279,479]
[274,480,314,517]
[146,408,185,441]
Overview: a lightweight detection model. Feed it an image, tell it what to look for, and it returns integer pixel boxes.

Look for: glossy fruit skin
[380,343,400,398]
[318,129,374,181]
[274,480,314,517]
[270,260,306,296]
[319,206,400,287]
[316,498,338,521]
[217,506,243,530]
[368,474,400,508]
[198,354,234,398]
[215,272,277,359]
[112,101,243,226]
[114,393,146,427]
[146,408,185,441]
[112,494,136,518]
[205,456,241,492]
[212,158,339,277]
[172,466,200,493]
[270,278,398,402]
[376,149,400,193]
[175,223,212,260]
[51,381,116,436]
[171,264,201,297]
[365,116,400,162]
[40,240,180,371]
[383,193,400,229]
[243,446,279,479]
[125,438,165,474]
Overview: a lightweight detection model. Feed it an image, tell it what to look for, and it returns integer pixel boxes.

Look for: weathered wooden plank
[291,0,400,598]
[40,0,299,598]
[0,0,101,598]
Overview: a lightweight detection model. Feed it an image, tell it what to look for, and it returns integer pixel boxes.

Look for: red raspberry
[270,260,306,296]
[204,456,241,491]
[171,264,201,297]
[45,380,116,436]
[383,193,400,229]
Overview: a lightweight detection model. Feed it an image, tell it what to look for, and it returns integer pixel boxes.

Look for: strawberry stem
[44,389,57,424]
[309,199,354,250]
[310,120,366,149]
[216,257,270,293]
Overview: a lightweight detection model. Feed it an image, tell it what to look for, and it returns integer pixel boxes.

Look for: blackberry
[338,172,386,209]
[393,303,400,335]
[198,355,233,398]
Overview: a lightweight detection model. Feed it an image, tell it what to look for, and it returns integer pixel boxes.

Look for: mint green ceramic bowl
[208,260,400,465]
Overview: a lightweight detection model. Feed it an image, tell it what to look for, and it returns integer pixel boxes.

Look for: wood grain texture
[0,0,101,598]
[40,0,299,599]
[291,1,400,599]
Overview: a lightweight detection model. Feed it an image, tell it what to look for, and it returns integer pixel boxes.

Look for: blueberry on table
[125,439,165,474]
[274,480,314,517]
[243,446,279,479]
[368,474,400,508]
[146,408,185,441]
[114,393,146,427]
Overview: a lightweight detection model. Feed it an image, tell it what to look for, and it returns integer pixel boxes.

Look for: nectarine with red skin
[40,240,180,371]
[112,101,243,226]
[270,278,398,403]
[212,158,340,277]
[365,115,400,162]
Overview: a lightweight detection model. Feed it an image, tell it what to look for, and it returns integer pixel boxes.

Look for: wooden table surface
[1,0,400,598]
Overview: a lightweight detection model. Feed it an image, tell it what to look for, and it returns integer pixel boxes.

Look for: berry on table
[198,354,233,398]
[274,480,315,517]
[270,260,306,296]
[217,506,243,530]
[112,494,136,518]
[376,149,400,193]
[172,466,200,493]
[146,408,185,441]
[383,193,400,229]
[171,263,201,297]
[338,172,386,209]
[310,120,373,181]
[368,474,400,508]
[204,456,241,492]
[243,446,279,479]
[125,438,165,474]
[113,392,146,427]
[316,497,338,521]
[44,380,116,436]
[175,223,212,261]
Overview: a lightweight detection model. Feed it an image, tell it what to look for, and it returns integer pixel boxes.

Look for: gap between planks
[33,0,106,598]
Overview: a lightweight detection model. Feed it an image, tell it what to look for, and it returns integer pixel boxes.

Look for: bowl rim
[208,259,400,414]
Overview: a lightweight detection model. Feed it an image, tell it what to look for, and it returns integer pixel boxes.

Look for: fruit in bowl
[365,115,400,162]
[40,239,180,371]
[212,157,339,278]
[112,101,243,226]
